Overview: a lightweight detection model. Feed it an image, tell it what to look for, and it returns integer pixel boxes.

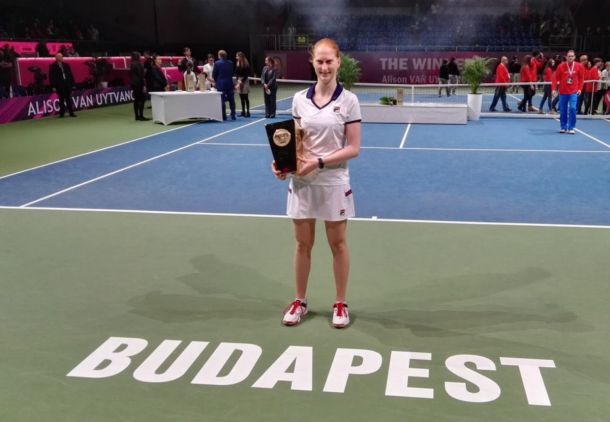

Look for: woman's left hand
[296,157,318,177]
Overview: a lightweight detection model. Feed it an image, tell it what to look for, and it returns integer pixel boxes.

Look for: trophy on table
[265,119,304,175]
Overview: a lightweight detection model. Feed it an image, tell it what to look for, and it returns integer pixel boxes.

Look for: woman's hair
[522,55,532,66]
[152,54,161,65]
[236,52,249,68]
[544,58,555,71]
[309,38,340,62]
[266,56,275,67]
[131,51,140,63]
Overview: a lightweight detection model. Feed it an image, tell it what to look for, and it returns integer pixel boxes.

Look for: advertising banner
[0,87,133,125]
[265,50,564,84]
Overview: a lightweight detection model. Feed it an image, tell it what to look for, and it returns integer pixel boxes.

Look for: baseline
[3,206,610,230]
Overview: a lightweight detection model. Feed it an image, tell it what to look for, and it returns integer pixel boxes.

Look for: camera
[27,66,47,95]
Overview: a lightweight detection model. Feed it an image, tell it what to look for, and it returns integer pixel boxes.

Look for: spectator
[67,46,79,57]
[0,48,13,95]
[73,24,83,40]
[16,18,27,38]
[30,21,45,39]
[88,24,99,41]
[49,53,76,118]
[447,57,459,95]
[509,56,521,93]
[438,59,450,97]
[36,41,49,57]
[46,19,56,38]
[287,23,297,50]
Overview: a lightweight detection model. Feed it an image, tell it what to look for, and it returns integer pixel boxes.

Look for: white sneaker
[332,302,350,328]
[568,130,575,135]
[559,129,566,133]
[283,300,307,326]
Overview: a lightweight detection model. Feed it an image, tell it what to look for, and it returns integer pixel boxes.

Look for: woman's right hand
[271,161,287,180]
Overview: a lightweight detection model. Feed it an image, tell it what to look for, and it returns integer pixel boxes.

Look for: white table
[150,91,223,125]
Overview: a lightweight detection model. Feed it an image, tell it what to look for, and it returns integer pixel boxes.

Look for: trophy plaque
[265,119,303,174]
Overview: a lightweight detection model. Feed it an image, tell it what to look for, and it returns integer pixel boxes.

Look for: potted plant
[380,96,397,105]
[337,53,361,91]
[461,56,495,121]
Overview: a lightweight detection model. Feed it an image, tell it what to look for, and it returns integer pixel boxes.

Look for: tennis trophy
[265,119,303,174]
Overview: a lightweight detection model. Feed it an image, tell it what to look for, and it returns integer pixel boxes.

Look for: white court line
[0,122,201,182]
[552,118,610,150]
[399,123,411,149]
[1,205,609,230]
[19,119,267,208]
[196,143,610,154]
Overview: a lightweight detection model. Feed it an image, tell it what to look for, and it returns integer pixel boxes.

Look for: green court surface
[0,104,190,177]
[1,208,609,422]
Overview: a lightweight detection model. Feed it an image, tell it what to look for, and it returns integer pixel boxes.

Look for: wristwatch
[318,158,324,169]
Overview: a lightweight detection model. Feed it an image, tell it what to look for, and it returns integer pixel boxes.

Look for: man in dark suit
[49,53,76,118]
[212,50,236,121]
[178,47,200,76]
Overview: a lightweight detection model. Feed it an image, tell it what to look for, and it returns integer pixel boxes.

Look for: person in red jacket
[518,55,535,112]
[585,58,602,114]
[552,50,585,134]
[489,56,512,112]
[538,58,555,114]
[526,51,544,111]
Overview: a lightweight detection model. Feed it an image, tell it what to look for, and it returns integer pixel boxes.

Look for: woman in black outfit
[235,52,251,117]
[261,56,277,118]
[150,55,169,92]
[130,51,149,121]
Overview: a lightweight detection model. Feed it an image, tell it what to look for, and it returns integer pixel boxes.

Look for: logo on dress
[333,106,341,114]
[340,209,346,216]
[273,129,291,147]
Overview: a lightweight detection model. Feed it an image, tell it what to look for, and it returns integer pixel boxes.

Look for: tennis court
[1,103,610,422]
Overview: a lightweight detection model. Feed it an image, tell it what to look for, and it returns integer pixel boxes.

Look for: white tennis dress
[288,83,362,221]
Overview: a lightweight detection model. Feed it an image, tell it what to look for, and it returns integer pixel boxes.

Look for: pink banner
[1,41,73,56]
[0,87,134,125]
[266,50,564,84]
[16,57,184,87]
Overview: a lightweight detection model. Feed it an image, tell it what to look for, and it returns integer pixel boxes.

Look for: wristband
[318,158,324,169]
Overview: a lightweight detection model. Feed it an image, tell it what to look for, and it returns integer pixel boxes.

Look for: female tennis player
[271,38,362,328]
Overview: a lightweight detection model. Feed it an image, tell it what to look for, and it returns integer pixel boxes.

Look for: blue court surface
[1,117,609,227]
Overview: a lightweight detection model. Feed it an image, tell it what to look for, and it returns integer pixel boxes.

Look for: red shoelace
[284,301,304,315]
[333,302,347,317]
